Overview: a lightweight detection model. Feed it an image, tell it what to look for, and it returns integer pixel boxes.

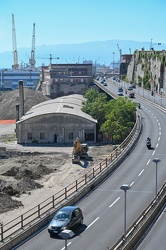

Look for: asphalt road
[14,82,166,250]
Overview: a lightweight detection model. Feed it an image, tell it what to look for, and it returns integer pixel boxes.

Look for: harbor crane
[150,39,161,50]
[36,54,59,64]
[117,44,122,63]
[12,13,19,69]
[29,23,36,70]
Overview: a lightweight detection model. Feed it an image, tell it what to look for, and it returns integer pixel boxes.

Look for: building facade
[0,69,40,90]
[38,63,93,98]
[16,91,97,144]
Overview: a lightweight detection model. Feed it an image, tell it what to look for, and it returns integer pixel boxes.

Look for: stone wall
[127,50,166,94]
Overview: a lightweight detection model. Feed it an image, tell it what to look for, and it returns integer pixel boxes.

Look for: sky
[0,0,166,54]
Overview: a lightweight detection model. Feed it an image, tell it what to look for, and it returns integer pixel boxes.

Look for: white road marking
[86,217,99,230]
[146,159,150,165]
[152,151,155,155]
[156,143,158,148]
[109,197,120,208]
[61,242,71,250]
[130,181,134,186]
[138,169,144,176]
[158,137,160,141]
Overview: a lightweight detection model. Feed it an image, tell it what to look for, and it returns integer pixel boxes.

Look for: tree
[100,97,137,142]
[82,88,107,128]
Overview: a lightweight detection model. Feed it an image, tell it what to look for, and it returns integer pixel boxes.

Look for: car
[129,92,135,98]
[117,87,123,96]
[48,205,83,236]
[103,82,107,86]
[128,86,133,91]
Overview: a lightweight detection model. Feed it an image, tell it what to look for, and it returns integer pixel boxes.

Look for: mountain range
[0,39,165,69]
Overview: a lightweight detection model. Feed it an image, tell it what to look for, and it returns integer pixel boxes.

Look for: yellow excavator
[72,138,89,163]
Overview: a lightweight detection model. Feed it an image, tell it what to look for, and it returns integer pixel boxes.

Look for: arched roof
[19,94,97,123]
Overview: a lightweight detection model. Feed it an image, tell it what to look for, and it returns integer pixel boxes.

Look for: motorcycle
[138,103,141,109]
[146,137,151,149]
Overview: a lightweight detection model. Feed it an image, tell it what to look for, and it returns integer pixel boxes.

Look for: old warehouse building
[16,82,97,144]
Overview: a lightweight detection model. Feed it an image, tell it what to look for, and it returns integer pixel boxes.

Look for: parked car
[48,206,83,236]
[103,82,107,86]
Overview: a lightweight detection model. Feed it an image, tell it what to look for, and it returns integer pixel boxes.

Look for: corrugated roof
[19,94,97,123]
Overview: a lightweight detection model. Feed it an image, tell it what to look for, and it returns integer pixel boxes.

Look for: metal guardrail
[109,182,166,250]
[0,115,142,248]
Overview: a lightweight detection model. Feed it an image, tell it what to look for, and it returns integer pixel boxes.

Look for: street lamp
[120,184,130,242]
[152,158,161,196]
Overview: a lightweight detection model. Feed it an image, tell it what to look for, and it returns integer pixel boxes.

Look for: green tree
[82,88,107,127]
[100,97,137,141]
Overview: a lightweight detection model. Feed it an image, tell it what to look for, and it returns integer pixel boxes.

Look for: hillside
[0,89,50,120]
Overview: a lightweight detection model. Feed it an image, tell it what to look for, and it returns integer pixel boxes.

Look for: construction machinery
[72,138,89,163]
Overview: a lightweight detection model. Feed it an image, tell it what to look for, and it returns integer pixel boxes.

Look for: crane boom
[29,23,36,69]
[12,13,19,69]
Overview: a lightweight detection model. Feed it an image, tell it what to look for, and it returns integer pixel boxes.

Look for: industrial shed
[16,93,97,144]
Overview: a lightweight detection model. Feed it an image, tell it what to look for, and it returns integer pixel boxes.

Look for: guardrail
[109,181,166,250]
[0,115,142,250]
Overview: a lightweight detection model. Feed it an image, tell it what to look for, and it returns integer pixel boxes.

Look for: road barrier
[0,114,142,250]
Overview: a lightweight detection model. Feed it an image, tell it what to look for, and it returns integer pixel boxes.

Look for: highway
[14,80,166,250]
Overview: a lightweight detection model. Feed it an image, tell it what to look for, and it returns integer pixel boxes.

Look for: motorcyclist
[138,103,141,109]
[147,137,151,143]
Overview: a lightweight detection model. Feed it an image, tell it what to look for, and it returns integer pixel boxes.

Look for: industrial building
[0,69,40,90]
[38,63,94,98]
[16,81,97,144]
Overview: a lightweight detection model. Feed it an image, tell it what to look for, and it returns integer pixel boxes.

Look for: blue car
[48,205,84,236]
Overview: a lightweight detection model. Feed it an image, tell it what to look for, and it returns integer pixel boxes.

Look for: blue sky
[0,0,165,53]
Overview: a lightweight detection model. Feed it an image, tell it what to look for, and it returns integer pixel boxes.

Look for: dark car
[48,205,83,236]
[129,92,135,98]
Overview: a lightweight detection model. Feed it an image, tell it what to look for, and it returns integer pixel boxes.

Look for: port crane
[150,38,161,50]
[12,13,19,69]
[36,54,59,65]
[117,44,122,63]
[29,23,36,70]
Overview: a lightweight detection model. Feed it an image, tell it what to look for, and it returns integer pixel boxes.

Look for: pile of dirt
[0,88,50,120]
[0,145,114,214]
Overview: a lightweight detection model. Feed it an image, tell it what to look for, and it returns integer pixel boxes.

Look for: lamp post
[59,229,74,250]
[152,158,161,196]
[120,184,130,242]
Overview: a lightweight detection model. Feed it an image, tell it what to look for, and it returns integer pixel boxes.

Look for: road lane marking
[109,197,120,208]
[152,151,155,155]
[156,143,158,148]
[158,137,160,141]
[86,217,99,230]
[146,159,150,165]
[61,242,71,250]
[138,169,144,176]
[130,181,134,186]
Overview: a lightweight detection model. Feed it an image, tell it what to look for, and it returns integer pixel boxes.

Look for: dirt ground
[0,89,114,221]
[0,143,114,215]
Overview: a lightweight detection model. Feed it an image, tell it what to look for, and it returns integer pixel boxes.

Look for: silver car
[48,205,84,236]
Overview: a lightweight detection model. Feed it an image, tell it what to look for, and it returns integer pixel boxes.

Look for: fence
[0,114,142,249]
